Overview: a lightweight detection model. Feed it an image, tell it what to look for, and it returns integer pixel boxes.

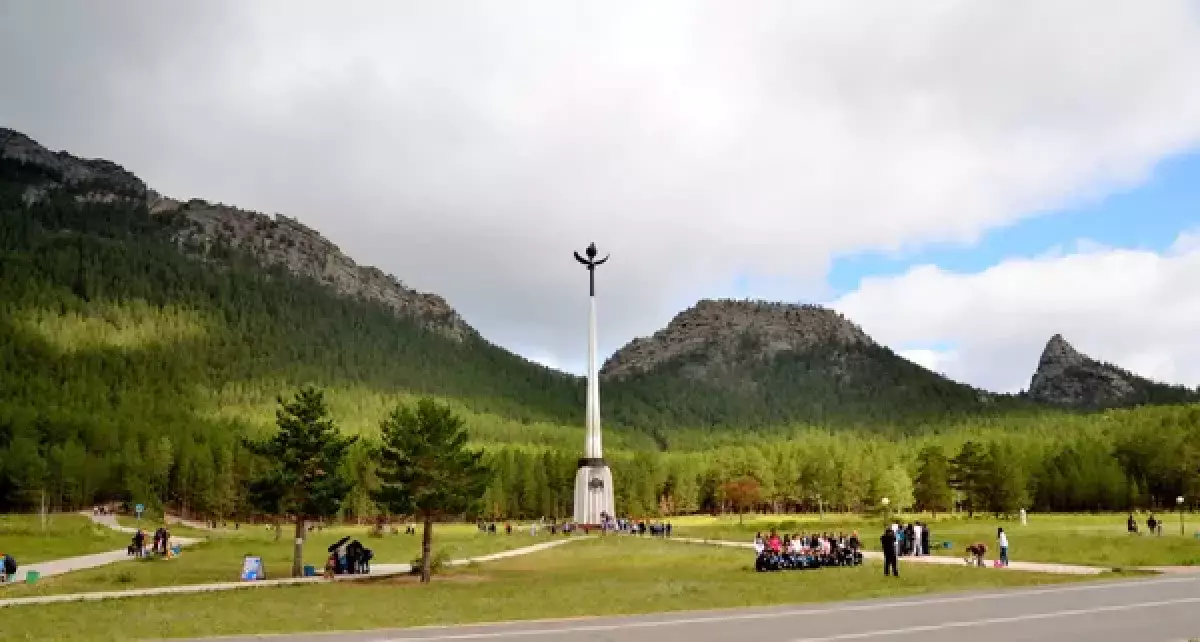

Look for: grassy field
[2,521,556,597]
[0,514,130,563]
[1,535,1108,641]
[668,512,1200,568]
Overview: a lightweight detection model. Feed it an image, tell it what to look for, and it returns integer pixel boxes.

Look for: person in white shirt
[998,528,1009,566]
[912,523,923,556]
[753,533,765,555]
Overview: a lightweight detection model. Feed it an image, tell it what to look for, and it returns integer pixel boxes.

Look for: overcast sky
[3,1,1200,393]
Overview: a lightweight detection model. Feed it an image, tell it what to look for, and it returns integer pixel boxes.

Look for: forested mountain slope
[599,299,1043,438]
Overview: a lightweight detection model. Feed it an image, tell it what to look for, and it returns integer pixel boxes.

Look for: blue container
[942,541,952,549]
[303,564,317,577]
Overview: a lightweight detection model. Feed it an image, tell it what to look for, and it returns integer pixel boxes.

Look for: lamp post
[1178,496,1185,536]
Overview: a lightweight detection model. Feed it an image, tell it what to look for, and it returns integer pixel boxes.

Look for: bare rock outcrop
[601,299,873,380]
[1,127,472,340]
[1027,334,1139,408]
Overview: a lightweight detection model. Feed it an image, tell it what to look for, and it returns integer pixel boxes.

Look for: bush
[408,549,448,576]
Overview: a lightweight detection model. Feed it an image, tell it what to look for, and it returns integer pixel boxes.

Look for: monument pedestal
[572,459,614,526]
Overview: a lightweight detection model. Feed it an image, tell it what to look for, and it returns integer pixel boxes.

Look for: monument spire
[572,242,614,526]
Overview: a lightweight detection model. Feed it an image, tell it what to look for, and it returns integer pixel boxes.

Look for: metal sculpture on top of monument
[572,242,615,526]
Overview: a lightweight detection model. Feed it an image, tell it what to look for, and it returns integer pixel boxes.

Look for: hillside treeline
[4,398,1198,518]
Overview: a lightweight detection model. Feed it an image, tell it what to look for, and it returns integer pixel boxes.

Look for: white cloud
[897,348,960,377]
[3,1,1200,370]
[832,233,1200,393]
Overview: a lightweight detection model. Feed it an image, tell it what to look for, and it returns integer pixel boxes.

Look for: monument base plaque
[572,459,614,526]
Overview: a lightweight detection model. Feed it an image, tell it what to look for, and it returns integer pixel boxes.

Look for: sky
[2,0,1199,394]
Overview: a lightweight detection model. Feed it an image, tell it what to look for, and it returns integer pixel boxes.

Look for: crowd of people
[474,514,674,537]
[753,530,864,571]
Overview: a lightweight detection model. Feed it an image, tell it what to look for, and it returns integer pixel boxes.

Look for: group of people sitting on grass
[753,530,864,571]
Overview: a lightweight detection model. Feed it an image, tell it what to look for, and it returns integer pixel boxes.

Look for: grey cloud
[4,1,1200,379]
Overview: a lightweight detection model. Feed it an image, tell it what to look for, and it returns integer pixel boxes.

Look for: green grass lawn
[2,521,558,597]
[0,514,130,564]
[0,535,1107,641]
[669,512,1200,568]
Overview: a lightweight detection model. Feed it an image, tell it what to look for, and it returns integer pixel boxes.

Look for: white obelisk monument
[572,242,615,525]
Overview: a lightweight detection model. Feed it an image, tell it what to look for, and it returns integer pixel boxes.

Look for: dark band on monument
[577,457,607,468]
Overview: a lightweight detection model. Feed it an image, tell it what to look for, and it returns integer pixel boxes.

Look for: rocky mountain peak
[1028,334,1136,408]
[1,128,473,341]
[600,298,873,379]
[1038,333,1085,369]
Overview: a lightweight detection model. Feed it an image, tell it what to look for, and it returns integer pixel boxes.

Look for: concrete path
[0,537,580,608]
[3,513,201,584]
[670,537,1108,575]
[179,574,1200,642]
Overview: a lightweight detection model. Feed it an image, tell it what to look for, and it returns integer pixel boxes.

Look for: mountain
[5,127,1200,520]
[1027,334,1200,409]
[598,299,1035,435]
[1,128,472,340]
[0,127,589,439]
[4,126,1194,449]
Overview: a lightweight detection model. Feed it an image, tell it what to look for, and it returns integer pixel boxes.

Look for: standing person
[911,522,923,556]
[0,551,15,582]
[1148,514,1158,536]
[1127,514,1138,535]
[997,528,1009,567]
[920,522,931,557]
[881,527,899,577]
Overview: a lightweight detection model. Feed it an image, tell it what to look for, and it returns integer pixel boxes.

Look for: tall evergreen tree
[950,440,987,517]
[913,445,953,517]
[374,397,490,583]
[243,386,357,577]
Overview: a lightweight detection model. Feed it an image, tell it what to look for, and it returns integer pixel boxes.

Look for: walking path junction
[0,537,581,609]
[3,513,202,585]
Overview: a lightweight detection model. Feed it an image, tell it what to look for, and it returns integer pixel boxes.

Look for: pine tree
[950,441,987,516]
[374,397,490,583]
[243,386,358,577]
[913,445,953,517]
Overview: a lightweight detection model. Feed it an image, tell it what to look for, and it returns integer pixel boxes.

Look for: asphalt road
[185,575,1200,642]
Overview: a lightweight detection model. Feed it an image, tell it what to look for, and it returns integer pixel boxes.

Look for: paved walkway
[4,514,202,584]
[0,537,581,608]
[670,537,1108,575]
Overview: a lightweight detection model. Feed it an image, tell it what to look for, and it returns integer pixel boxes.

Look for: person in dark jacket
[881,527,899,577]
[1,552,16,582]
